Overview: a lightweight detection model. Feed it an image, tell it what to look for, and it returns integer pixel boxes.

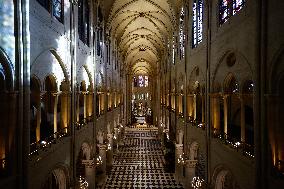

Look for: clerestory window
[192,0,203,48]
[37,0,64,23]
[219,0,245,25]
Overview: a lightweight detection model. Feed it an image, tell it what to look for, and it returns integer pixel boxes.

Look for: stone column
[185,160,198,189]
[36,93,45,142]
[211,94,220,133]
[0,92,18,161]
[97,144,107,186]
[193,94,197,121]
[187,95,193,119]
[36,104,41,142]
[175,144,184,182]
[106,134,113,172]
[240,95,246,143]
[114,128,118,153]
[223,95,228,138]
[76,92,80,123]
[87,89,94,119]
[82,159,95,189]
[83,92,87,120]
[267,95,280,167]
[61,92,69,131]
[201,95,205,123]
[52,93,59,138]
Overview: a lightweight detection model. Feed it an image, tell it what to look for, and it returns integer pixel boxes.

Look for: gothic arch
[31,49,69,90]
[50,49,69,81]
[76,141,93,180]
[212,50,252,93]
[267,47,284,172]
[42,165,70,189]
[0,47,14,91]
[223,73,239,93]
[269,45,284,93]
[78,65,94,88]
[212,165,240,189]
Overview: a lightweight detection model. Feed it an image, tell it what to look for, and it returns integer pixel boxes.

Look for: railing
[76,116,91,129]
[76,120,87,130]
[212,128,254,158]
[178,112,184,118]
[188,117,206,130]
[186,117,254,158]
[29,127,68,156]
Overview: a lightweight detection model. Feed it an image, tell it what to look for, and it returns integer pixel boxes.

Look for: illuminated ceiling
[107,0,177,76]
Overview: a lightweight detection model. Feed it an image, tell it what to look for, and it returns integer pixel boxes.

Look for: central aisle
[104,125,184,189]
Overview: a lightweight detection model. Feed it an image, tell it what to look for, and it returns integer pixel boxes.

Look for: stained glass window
[219,0,245,25]
[179,7,185,59]
[53,0,63,22]
[139,76,144,87]
[192,2,197,47]
[37,0,64,23]
[197,0,203,44]
[78,0,90,45]
[233,0,245,15]
[192,0,203,48]
[145,76,149,87]
[219,0,230,25]
[134,76,149,87]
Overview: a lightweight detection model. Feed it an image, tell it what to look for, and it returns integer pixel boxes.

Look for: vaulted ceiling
[106,0,179,76]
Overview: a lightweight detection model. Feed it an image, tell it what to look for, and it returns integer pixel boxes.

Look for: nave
[103,125,184,189]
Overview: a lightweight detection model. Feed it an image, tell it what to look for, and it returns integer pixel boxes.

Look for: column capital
[61,91,71,96]
[40,91,46,98]
[223,93,230,98]
[209,92,221,98]
[175,143,183,149]
[97,144,107,150]
[80,91,89,95]
[185,160,198,168]
[51,91,61,96]
[82,159,95,168]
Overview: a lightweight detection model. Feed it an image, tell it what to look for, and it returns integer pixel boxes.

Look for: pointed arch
[0,47,14,91]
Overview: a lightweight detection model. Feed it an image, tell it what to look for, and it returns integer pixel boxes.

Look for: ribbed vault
[107,0,176,76]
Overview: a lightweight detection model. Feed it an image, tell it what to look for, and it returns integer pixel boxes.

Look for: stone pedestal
[82,159,95,189]
[106,134,113,172]
[175,144,184,182]
[96,144,107,186]
[114,128,118,153]
[184,160,198,189]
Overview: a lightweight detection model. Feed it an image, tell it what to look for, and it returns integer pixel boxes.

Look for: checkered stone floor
[104,126,184,189]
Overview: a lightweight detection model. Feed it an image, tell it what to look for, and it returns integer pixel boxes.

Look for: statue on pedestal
[177,129,183,144]
[107,123,111,134]
[97,130,104,144]
[189,142,199,160]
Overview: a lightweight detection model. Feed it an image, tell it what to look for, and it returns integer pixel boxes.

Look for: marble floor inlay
[104,125,184,189]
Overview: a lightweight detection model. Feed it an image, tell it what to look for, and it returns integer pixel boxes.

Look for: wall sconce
[96,156,103,166]
[191,176,205,189]
[106,143,112,151]
[177,154,185,165]
[78,176,89,189]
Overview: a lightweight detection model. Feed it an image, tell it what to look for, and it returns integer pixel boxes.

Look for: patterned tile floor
[103,125,184,189]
